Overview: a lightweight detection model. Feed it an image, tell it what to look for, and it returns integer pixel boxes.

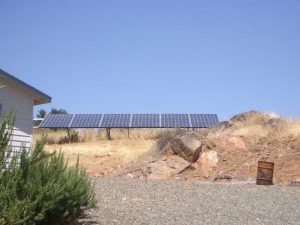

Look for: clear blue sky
[0,1,299,120]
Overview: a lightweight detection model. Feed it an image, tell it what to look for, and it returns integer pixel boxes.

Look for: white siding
[0,77,33,155]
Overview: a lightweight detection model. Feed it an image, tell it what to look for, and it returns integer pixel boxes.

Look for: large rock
[170,132,202,162]
[147,155,190,180]
[163,143,176,156]
[198,150,219,177]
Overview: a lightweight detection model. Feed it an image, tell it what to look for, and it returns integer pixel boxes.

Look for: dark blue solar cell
[101,114,131,127]
[213,114,219,124]
[39,114,74,128]
[190,114,204,128]
[202,114,216,127]
[209,114,219,126]
[189,114,219,128]
[131,114,160,128]
[201,114,208,127]
[161,114,190,128]
[70,114,103,128]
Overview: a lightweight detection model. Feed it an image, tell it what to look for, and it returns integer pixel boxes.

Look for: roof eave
[33,97,52,106]
[0,69,52,105]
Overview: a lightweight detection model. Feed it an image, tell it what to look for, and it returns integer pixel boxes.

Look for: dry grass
[33,128,193,146]
[43,139,156,175]
[209,111,300,139]
[282,119,300,136]
[32,128,190,176]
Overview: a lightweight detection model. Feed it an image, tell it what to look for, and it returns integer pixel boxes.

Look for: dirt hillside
[174,111,300,184]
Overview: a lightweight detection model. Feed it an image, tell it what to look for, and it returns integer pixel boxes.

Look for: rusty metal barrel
[256,161,274,185]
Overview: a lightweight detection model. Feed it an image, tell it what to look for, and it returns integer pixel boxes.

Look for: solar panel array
[39,114,219,128]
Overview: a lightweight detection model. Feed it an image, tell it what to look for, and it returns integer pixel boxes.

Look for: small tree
[36,109,47,118]
[50,108,68,115]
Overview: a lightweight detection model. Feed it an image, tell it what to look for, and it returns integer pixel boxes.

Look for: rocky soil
[74,178,300,225]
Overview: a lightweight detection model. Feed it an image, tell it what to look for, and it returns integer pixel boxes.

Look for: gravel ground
[77,178,300,225]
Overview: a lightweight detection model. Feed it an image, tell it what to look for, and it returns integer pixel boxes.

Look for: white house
[0,69,51,153]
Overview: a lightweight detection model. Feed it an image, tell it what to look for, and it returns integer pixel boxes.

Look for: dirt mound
[208,111,300,139]
[230,110,267,123]
[226,111,283,131]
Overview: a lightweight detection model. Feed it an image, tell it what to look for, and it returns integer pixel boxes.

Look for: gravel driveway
[77,178,300,225]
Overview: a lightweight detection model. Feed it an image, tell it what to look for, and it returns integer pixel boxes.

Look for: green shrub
[0,112,96,225]
[0,110,15,171]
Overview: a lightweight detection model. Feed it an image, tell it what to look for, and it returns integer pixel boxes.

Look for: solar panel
[189,114,218,128]
[161,114,191,128]
[100,114,131,128]
[131,114,160,128]
[71,114,102,128]
[191,114,203,127]
[213,114,219,125]
[39,114,74,128]
[39,113,219,128]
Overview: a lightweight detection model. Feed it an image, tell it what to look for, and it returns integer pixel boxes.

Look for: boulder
[147,155,190,180]
[163,143,175,156]
[170,132,202,162]
[198,150,219,177]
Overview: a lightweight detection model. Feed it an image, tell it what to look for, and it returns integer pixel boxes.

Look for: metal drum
[256,161,274,185]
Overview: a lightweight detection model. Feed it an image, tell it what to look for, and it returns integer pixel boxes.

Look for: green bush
[0,110,15,170]
[0,112,96,225]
